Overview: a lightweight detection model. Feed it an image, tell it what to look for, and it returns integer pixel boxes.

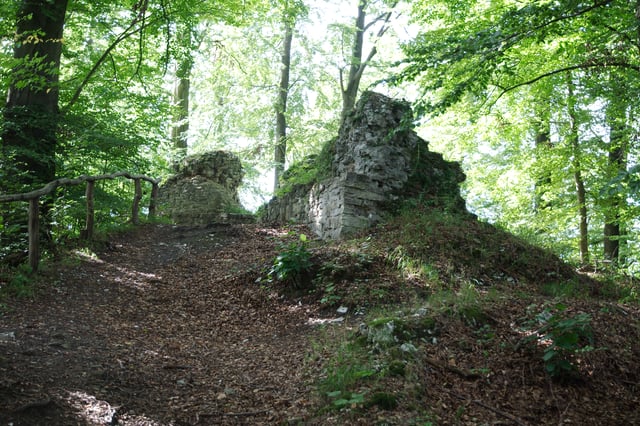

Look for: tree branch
[506,0,613,47]
[495,61,640,101]
[62,14,158,113]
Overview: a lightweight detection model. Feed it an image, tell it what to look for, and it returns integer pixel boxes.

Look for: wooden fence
[0,172,160,272]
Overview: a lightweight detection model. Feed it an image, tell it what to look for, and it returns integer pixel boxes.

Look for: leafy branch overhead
[397,0,640,115]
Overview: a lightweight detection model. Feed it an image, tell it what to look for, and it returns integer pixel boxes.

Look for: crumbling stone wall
[158,151,247,225]
[262,91,467,239]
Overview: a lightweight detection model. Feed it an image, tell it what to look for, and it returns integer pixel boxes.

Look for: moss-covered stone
[158,151,249,225]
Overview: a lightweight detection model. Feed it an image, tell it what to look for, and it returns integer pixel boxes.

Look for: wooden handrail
[0,171,161,272]
[0,172,159,202]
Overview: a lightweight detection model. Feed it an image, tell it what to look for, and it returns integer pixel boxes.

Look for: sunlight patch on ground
[72,248,104,263]
[257,227,291,238]
[109,265,162,290]
[67,391,117,424]
[67,390,166,426]
[307,317,345,325]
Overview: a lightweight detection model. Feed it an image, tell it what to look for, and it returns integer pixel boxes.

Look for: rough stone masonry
[158,151,246,225]
[262,91,467,239]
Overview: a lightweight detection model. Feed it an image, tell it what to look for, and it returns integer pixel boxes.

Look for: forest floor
[0,219,639,425]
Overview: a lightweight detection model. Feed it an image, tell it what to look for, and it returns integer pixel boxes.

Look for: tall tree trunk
[603,93,628,263]
[532,97,552,213]
[274,19,293,191]
[2,0,68,190]
[340,1,367,122]
[566,74,589,264]
[171,27,193,160]
[1,0,68,258]
[171,76,190,157]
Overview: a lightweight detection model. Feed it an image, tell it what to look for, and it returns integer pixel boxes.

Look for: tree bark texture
[2,0,68,190]
[340,1,367,122]
[339,1,395,122]
[171,77,190,155]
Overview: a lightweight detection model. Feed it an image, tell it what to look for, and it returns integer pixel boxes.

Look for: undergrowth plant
[520,303,594,379]
[0,264,36,299]
[315,335,376,412]
[267,233,312,289]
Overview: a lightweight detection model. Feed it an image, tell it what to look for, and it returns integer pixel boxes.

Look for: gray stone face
[261,91,467,239]
[334,92,419,193]
[159,151,247,225]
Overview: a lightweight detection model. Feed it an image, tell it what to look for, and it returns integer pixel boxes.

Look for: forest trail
[0,223,321,425]
[2,221,640,425]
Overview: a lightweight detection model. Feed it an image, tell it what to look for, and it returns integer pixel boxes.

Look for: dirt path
[0,224,320,425]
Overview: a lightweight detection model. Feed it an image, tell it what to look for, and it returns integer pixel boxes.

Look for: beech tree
[339,0,397,121]
[566,73,589,264]
[2,0,68,191]
[274,2,306,190]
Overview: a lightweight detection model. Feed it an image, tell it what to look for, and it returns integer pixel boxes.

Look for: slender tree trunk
[603,97,628,263]
[566,74,589,264]
[274,19,293,191]
[171,76,190,157]
[339,1,395,122]
[171,27,193,160]
[532,98,552,213]
[340,1,367,121]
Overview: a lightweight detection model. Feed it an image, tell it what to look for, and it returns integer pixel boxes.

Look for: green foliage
[400,0,640,272]
[400,0,639,116]
[541,280,588,299]
[366,392,398,410]
[387,245,441,284]
[326,390,366,409]
[318,340,375,393]
[1,264,35,299]
[520,304,594,380]
[276,138,336,196]
[276,155,319,195]
[428,283,492,328]
[385,359,406,377]
[267,233,312,288]
[318,281,342,306]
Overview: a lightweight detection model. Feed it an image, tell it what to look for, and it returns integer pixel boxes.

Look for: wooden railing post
[148,181,159,219]
[0,171,160,272]
[28,197,40,272]
[82,180,95,240]
[132,178,142,225]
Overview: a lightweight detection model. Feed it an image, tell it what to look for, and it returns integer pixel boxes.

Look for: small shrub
[386,360,406,377]
[366,392,399,410]
[326,391,365,409]
[2,264,35,298]
[319,282,342,306]
[267,233,312,289]
[520,304,594,380]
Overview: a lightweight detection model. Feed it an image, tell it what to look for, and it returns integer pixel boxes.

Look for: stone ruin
[158,151,248,225]
[261,91,468,239]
